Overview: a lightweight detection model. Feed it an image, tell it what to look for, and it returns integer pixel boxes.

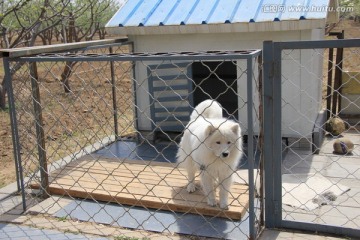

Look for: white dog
[177,99,242,209]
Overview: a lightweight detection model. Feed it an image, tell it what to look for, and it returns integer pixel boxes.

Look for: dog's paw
[219,197,229,209]
[207,198,217,207]
[187,183,196,193]
[219,202,229,210]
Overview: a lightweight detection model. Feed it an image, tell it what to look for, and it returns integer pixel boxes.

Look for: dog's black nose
[222,152,229,158]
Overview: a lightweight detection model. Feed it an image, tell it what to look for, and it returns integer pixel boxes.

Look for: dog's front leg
[219,175,232,209]
[201,171,216,207]
[185,159,196,193]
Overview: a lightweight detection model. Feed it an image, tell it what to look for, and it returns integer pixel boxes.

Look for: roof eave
[106,19,327,36]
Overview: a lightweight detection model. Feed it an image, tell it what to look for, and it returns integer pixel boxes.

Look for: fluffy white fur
[177,100,242,209]
[189,99,223,120]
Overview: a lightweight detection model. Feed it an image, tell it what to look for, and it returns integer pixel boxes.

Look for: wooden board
[30,156,249,220]
[342,71,360,95]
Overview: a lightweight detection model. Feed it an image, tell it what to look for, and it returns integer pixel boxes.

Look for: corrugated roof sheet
[106,0,330,28]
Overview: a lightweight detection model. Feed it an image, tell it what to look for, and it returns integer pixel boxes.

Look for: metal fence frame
[2,41,263,239]
[3,39,131,209]
[263,38,360,238]
[7,37,359,238]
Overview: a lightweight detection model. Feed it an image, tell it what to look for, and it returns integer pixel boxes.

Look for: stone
[333,138,354,154]
[326,117,346,136]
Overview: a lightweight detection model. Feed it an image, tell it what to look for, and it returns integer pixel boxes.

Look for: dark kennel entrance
[192,61,238,119]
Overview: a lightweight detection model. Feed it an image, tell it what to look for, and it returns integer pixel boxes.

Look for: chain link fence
[2,40,263,239]
[263,39,360,238]
[5,38,358,239]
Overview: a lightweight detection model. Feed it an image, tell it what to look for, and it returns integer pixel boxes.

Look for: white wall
[130,29,324,138]
[130,31,301,52]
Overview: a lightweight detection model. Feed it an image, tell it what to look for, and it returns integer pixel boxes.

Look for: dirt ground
[0,19,360,188]
[0,109,14,187]
[0,44,135,188]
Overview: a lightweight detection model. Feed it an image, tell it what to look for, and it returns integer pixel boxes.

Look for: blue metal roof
[106,0,330,28]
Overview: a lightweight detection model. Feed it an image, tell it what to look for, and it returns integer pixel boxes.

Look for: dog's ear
[231,123,240,135]
[205,124,216,137]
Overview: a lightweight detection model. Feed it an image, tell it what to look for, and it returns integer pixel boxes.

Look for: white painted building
[106,0,339,139]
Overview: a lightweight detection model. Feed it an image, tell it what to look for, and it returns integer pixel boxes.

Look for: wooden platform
[31,156,249,220]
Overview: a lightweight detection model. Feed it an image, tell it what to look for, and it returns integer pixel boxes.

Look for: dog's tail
[190,99,222,121]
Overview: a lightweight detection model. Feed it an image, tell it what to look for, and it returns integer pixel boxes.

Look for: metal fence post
[262,41,282,228]
[247,57,255,240]
[29,62,49,198]
[272,42,283,228]
[3,58,27,211]
[257,53,265,229]
[109,47,119,138]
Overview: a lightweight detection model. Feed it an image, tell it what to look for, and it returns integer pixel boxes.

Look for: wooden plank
[31,157,249,220]
[41,179,247,211]
[51,161,248,197]
[0,38,128,58]
[51,171,248,196]
[48,176,248,204]
[342,71,360,95]
[44,186,243,220]
[51,161,188,182]
[59,159,182,174]
[50,165,248,197]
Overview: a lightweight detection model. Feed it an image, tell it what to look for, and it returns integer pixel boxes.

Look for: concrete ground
[258,229,352,240]
[1,130,358,239]
[0,222,352,240]
[0,183,354,240]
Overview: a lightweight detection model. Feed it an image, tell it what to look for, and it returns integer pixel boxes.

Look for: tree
[0,0,32,108]
[340,0,360,19]
[0,0,71,109]
[58,0,118,93]
[0,0,119,109]
[1,0,70,48]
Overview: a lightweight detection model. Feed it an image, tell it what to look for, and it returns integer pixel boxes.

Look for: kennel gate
[2,41,263,239]
[263,39,360,238]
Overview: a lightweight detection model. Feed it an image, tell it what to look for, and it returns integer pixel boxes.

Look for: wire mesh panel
[3,44,263,239]
[263,39,360,238]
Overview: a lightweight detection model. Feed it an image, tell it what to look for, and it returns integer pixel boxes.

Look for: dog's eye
[216,141,221,144]
[227,141,231,144]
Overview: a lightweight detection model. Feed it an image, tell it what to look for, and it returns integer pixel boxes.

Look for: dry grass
[0,45,135,187]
